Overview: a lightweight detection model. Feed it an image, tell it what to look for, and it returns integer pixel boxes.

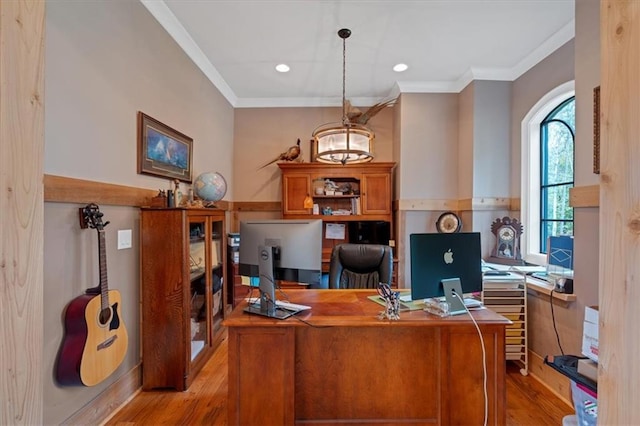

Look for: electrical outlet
[117,229,132,250]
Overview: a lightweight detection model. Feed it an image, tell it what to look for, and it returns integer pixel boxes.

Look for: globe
[193,172,227,202]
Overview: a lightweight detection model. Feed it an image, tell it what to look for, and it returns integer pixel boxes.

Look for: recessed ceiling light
[393,63,408,72]
[275,64,290,73]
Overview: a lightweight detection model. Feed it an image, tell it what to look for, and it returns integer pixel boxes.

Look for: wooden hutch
[278,162,396,281]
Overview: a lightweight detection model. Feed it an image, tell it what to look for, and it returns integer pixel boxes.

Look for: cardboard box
[581,306,599,362]
[584,305,599,324]
[577,358,598,382]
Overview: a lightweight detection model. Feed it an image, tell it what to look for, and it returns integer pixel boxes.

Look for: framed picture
[137,112,193,182]
[593,86,600,174]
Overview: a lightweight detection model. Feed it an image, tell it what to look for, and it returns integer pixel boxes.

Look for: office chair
[328,243,393,289]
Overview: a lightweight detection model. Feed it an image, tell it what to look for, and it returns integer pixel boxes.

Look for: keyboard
[531,271,554,283]
[463,298,482,308]
[247,298,311,311]
[399,294,482,308]
[484,270,510,276]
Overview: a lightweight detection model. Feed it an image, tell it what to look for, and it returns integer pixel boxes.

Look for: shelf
[313,194,359,199]
[283,214,391,222]
[483,275,528,375]
[190,269,205,281]
[525,276,576,306]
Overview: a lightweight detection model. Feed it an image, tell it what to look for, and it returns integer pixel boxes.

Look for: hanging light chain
[338,28,351,126]
[311,28,373,165]
[342,32,347,125]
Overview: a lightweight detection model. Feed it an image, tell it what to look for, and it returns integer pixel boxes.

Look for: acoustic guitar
[56,203,128,386]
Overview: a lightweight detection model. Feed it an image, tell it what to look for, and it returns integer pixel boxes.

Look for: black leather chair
[328,243,393,289]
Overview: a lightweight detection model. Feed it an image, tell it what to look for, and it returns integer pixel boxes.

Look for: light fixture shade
[312,28,375,165]
[312,122,374,164]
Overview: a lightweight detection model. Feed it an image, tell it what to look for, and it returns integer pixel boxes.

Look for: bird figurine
[258,138,302,169]
[345,98,397,125]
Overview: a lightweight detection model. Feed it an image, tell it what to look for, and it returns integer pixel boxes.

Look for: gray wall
[397,93,460,200]
[472,81,512,198]
[396,42,574,286]
[510,40,575,198]
[43,2,234,423]
[45,1,234,191]
[510,39,578,358]
[571,0,600,335]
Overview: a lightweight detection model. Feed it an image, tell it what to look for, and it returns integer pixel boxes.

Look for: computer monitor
[409,232,482,314]
[239,219,322,319]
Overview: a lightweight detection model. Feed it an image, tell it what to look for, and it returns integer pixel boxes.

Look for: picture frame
[593,86,600,174]
[137,112,193,183]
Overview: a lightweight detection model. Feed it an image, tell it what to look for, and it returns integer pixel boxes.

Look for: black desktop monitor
[409,232,483,302]
[239,219,322,318]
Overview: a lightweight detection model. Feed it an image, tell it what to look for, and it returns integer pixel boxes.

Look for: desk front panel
[296,326,441,422]
[225,290,508,425]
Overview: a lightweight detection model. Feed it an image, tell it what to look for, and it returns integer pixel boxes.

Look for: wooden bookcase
[278,162,396,280]
[139,208,226,391]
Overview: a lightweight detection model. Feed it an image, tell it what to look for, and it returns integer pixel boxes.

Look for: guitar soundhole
[99,307,112,326]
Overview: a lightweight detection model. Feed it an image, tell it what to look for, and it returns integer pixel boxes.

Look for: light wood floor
[105,333,574,425]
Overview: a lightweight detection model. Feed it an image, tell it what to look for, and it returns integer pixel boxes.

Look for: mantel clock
[488,216,524,265]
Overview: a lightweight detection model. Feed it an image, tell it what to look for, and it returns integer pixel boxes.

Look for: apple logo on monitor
[444,249,454,264]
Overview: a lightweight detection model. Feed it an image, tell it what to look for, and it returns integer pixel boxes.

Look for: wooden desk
[225,290,510,425]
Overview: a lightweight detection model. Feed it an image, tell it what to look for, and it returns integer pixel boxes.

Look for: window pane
[543,121,574,185]
[541,220,574,252]
[548,98,576,131]
[542,185,574,221]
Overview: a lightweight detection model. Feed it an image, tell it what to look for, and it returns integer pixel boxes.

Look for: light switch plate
[118,229,132,250]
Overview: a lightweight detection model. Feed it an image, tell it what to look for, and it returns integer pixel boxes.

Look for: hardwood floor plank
[106,331,574,426]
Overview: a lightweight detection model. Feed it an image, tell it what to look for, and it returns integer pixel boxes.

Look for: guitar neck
[98,229,109,310]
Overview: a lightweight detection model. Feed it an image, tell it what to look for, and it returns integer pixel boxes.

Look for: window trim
[520,81,575,266]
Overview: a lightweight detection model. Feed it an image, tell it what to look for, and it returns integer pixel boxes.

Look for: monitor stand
[244,296,297,320]
[243,245,297,320]
[441,278,467,316]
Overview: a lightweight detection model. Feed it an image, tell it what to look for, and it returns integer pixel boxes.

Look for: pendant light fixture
[312,28,374,165]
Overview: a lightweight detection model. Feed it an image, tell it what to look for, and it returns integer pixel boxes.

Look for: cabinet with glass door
[140,208,226,391]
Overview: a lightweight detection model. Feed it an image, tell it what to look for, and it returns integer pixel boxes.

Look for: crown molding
[234,96,385,109]
[139,0,237,107]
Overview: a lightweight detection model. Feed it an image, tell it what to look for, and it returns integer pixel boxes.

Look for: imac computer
[409,232,483,315]
[239,219,322,319]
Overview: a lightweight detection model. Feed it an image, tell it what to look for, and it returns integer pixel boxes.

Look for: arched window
[521,81,575,265]
[539,97,575,252]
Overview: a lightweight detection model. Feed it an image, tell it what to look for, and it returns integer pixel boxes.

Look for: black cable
[291,315,332,328]
[549,288,565,355]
